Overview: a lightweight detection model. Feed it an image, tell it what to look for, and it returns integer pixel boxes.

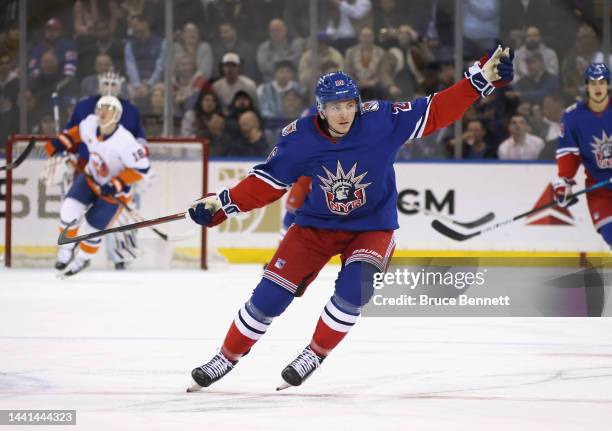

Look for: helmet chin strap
[319,113,347,138]
[98,110,119,130]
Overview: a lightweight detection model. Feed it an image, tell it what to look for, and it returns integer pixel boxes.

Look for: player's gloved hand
[553,177,578,207]
[45,133,74,157]
[465,45,514,97]
[99,177,124,196]
[187,191,235,227]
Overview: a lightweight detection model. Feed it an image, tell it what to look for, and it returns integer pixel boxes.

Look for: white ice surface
[1,265,612,431]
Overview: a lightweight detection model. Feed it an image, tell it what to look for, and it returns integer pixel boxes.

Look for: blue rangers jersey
[220,79,480,232]
[557,101,612,184]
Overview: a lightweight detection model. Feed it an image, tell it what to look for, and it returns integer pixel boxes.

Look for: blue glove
[99,177,124,196]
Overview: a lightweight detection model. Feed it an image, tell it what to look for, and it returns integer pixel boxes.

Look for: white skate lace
[201,353,233,379]
[290,348,321,378]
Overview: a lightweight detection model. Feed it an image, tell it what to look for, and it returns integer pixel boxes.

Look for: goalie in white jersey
[45,95,151,276]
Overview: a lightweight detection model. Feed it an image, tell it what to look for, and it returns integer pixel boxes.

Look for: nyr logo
[591,130,612,169]
[317,161,371,215]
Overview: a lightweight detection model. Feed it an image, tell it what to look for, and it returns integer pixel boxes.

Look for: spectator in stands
[258,60,302,121]
[0,53,18,147]
[344,26,387,99]
[36,114,57,136]
[76,20,126,79]
[73,0,121,38]
[212,52,258,115]
[298,33,344,87]
[382,24,435,99]
[535,94,564,159]
[500,0,549,41]
[321,0,372,53]
[181,90,222,137]
[142,83,165,136]
[29,18,78,79]
[225,90,258,141]
[282,88,307,120]
[125,14,166,108]
[173,54,210,117]
[372,0,408,39]
[174,22,214,81]
[256,18,304,83]
[561,24,605,102]
[80,53,128,99]
[463,0,500,59]
[452,119,497,159]
[211,21,258,81]
[233,110,269,156]
[205,112,233,156]
[507,51,559,105]
[28,50,78,129]
[513,25,558,81]
[498,114,544,160]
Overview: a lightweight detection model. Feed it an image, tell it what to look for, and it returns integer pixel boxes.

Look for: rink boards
[1,159,610,266]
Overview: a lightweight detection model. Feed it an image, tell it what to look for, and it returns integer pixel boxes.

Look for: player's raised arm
[391,45,514,141]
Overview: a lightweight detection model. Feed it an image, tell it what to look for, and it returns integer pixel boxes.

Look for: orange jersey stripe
[117,168,144,185]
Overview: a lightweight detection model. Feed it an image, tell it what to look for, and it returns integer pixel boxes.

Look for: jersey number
[391,102,412,114]
[132,148,146,162]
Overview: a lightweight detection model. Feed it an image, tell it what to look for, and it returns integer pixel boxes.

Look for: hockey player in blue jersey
[554,62,612,247]
[185,46,514,391]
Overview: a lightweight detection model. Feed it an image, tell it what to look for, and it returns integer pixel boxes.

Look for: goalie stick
[431,178,612,241]
[66,159,169,241]
[58,211,186,245]
[0,137,36,171]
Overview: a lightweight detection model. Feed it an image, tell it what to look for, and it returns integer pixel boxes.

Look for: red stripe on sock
[221,322,258,361]
[310,317,349,357]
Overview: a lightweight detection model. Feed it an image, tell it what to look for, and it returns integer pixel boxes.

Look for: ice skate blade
[186,381,203,393]
[276,380,291,391]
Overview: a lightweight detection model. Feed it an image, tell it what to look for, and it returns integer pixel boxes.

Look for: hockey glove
[552,177,578,207]
[465,45,514,97]
[99,177,125,196]
[45,133,75,157]
[187,189,240,227]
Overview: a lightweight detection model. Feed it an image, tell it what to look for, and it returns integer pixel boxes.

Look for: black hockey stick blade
[451,211,495,229]
[431,178,612,242]
[432,219,481,241]
[0,138,36,171]
[58,212,187,245]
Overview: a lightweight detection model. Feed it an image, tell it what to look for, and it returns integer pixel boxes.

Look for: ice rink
[1,264,612,430]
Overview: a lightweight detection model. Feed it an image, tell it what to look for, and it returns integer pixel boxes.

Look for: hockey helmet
[98,71,124,97]
[315,71,361,115]
[96,95,123,127]
[584,62,610,83]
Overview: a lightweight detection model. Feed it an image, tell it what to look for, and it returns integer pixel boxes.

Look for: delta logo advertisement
[526,184,574,226]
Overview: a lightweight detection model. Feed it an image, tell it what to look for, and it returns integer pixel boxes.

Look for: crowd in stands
[0,0,609,159]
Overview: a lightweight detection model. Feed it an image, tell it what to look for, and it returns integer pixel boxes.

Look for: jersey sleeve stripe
[250,169,290,190]
[414,95,434,139]
[556,147,580,154]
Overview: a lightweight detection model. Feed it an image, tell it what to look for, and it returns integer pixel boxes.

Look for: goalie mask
[98,71,123,97]
[96,95,123,129]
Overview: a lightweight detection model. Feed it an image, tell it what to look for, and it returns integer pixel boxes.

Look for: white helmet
[98,71,124,97]
[96,95,123,128]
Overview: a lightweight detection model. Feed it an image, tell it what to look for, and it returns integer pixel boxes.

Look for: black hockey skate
[276,346,325,390]
[187,352,237,392]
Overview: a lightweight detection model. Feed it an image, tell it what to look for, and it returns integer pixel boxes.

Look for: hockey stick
[58,212,186,245]
[431,178,612,241]
[66,159,169,241]
[416,208,494,229]
[0,137,36,171]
